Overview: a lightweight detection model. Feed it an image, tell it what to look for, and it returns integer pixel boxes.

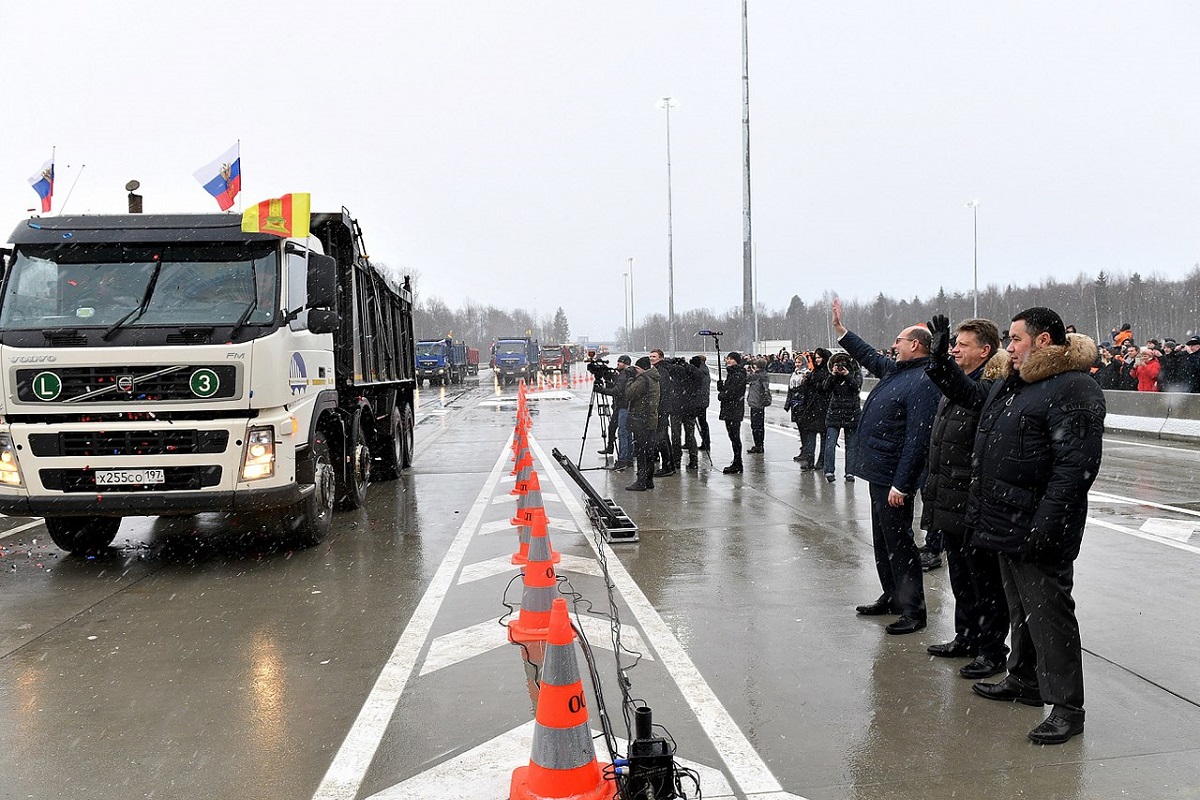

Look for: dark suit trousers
[941,529,1009,659]
[867,481,926,620]
[1000,555,1084,714]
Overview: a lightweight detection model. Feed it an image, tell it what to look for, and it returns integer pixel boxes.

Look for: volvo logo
[117,375,135,393]
[9,355,57,363]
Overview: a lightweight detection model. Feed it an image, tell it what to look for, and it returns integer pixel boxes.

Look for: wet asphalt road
[2,370,1200,800]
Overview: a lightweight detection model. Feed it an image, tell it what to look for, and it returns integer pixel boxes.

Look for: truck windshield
[416,343,444,357]
[497,343,525,356]
[0,242,279,330]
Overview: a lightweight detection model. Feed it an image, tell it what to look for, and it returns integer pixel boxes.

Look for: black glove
[928,314,951,360]
[716,379,725,392]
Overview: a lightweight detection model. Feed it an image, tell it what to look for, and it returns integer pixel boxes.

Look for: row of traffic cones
[507,379,616,800]
[521,371,594,393]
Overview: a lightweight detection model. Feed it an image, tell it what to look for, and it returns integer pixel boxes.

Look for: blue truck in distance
[493,336,538,386]
[415,337,468,386]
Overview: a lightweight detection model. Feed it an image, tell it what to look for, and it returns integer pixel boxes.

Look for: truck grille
[27,430,230,457]
[40,466,223,492]
[15,365,238,403]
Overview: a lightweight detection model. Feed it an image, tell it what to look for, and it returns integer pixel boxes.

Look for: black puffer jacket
[941,335,1105,563]
[825,352,862,429]
[790,349,832,432]
[717,364,747,422]
[921,350,1010,535]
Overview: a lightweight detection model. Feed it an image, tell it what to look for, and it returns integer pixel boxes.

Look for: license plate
[94,469,166,486]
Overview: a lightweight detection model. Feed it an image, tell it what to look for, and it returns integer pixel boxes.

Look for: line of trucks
[414,337,478,386]
[0,209,417,554]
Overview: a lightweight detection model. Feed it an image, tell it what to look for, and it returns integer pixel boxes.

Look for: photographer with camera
[593,354,635,470]
[716,351,749,474]
[649,349,686,477]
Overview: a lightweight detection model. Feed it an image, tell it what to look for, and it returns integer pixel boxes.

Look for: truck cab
[494,337,537,386]
[0,211,416,554]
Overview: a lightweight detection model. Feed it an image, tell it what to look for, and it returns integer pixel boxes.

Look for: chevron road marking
[456,553,602,585]
[363,721,733,800]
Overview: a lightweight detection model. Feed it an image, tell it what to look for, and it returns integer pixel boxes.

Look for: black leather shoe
[856,600,898,616]
[1028,713,1084,744]
[972,678,1043,706]
[685,461,698,470]
[825,474,835,483]
[927,639,973,658]
[747,446,763,454]
[624,483,649,492]
[959,654,1006,679]
[920,550,943,571]
[722,464,743,474]
[885,616,927,635]
[793,454,805,462]
[653,467,677,477]
[597,448,613,455]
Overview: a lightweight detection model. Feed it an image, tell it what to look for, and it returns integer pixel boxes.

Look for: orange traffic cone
[512,500,560,566]
[508,510,560,643]
[510,598,616,800]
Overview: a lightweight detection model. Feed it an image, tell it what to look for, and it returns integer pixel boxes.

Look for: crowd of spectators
[1090,326,1200,392]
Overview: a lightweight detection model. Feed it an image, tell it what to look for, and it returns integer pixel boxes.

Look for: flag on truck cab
[241,193,310,239]
[193,143,241,211]
[28,159,54,213]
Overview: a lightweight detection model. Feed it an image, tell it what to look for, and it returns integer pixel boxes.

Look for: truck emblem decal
[10,355,57,364]
[290,353,308,395]
[117,375,135,393]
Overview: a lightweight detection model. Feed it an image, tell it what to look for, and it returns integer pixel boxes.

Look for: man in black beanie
[717,352,748,474]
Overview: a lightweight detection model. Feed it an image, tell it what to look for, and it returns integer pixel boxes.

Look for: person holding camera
[824,352,862,481]
[690,354,713,452]
[717,352,749,474]
[594,355,635,470]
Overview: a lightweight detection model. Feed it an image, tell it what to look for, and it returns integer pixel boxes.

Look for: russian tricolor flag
[28,159,54,213]
[193,143,241,211]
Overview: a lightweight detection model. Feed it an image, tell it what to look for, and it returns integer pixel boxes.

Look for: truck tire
[374,403,408,480]
[44,516,121,555]
[399,402,415,468]
[337,413,371,510]
[287,431,336,547]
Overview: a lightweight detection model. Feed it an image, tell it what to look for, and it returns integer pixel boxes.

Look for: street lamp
[623,271,630,350]
[658,96,679,355]
[627,256,636,350]
[966,199,980,317]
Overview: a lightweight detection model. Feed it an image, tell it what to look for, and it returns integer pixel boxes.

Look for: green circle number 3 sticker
[190,368,220,398]
[32,371,62,401]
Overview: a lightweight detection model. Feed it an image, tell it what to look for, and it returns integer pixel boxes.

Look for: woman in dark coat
[824,351,862,481]
[791,348,832,470]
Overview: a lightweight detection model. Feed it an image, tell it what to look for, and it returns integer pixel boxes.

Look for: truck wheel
[374,404,408,480]
[337,413,371,510]
[399,402,415,468]
[44,516,121,555]
[288,431,336,547]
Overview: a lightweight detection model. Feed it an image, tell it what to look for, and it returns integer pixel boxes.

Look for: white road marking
[1089,490,1200,520]
[0,519,44,542]
[457,553,602,585]
[419,613,655,677]
[1139,518,1198,542]
[363,721,732,800]
[1089,518,1200,556]
[529,437,811,800]
[310,437,513,800]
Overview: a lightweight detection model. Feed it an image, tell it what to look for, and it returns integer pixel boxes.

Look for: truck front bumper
[0,483,308,517]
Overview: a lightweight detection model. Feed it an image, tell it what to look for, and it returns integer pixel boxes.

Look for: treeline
[408,267,1200,353]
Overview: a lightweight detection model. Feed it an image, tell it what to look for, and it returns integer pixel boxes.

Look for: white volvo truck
[0,209,415,553]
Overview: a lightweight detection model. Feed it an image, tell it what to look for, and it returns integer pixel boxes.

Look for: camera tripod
[578,384,613,471]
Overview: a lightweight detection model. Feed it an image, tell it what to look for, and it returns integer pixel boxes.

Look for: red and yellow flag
[241,193,311,238]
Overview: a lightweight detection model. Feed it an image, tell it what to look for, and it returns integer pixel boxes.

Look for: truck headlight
[0,432,22,487]
[241,426,276,480]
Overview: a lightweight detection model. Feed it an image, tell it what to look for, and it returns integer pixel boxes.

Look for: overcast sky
[4,2,1198,342]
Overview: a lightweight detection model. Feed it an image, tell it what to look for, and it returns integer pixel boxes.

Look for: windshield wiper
[227,258,260,340]
[102,261,163,340]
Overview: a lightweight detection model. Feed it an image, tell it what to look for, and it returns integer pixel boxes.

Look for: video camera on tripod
[585,354,619,387]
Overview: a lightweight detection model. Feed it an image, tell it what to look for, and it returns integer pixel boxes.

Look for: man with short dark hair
[969,307,1105,745]
[922,316,1011,680]
[834,298,941,635]
[595,355,635,470]
[625,356,661,492]
[649,349,683,476]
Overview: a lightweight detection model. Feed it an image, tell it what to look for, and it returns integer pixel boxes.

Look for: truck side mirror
[308,309,338,334]
[307,254,337,309]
